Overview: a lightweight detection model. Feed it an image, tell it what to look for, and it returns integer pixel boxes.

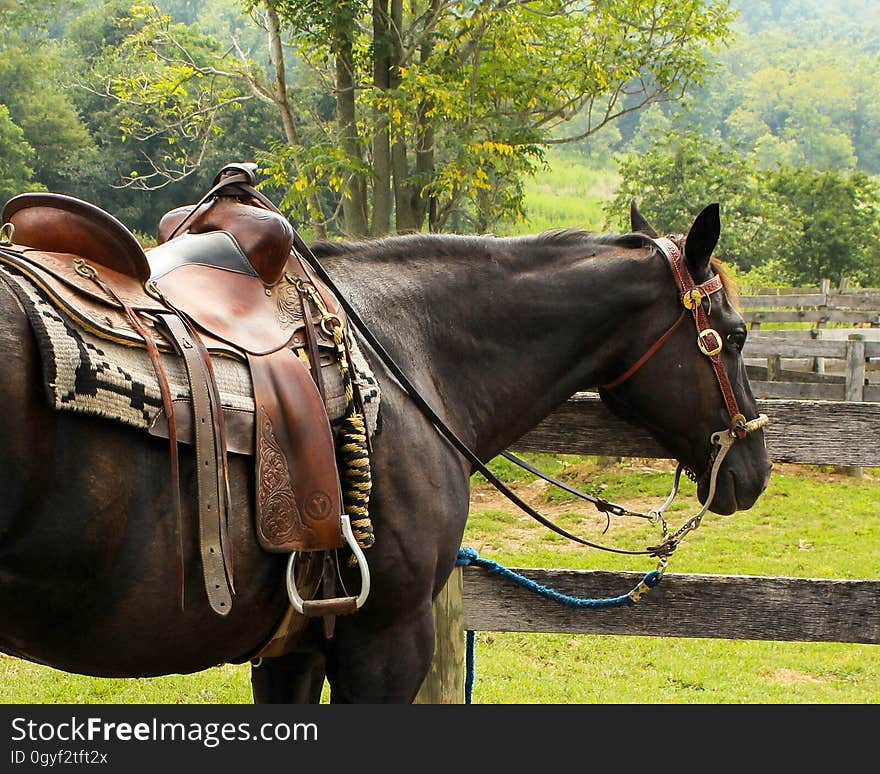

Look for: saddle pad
[0,265,380,439]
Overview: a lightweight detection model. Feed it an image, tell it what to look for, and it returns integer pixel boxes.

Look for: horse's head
[598,202,772,515]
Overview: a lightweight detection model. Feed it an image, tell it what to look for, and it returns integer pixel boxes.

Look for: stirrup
[285,515,371,616]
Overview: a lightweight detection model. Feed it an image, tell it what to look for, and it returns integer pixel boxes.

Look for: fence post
[813,280,831,374]
[844,334,866,478]
[414,566,465,704]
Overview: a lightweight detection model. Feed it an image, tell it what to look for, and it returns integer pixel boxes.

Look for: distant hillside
[498,151,619,236]
[610,0,880,174]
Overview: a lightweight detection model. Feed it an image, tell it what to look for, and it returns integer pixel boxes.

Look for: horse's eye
[727,328,747,352]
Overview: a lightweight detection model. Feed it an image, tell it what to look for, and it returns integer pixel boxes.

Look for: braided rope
[297,276,376,557]
[336,411,375,552]
[454,547,663,703]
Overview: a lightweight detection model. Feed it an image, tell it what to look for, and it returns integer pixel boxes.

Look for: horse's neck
[324,235,658,461]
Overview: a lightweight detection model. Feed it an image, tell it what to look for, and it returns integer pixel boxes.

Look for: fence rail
[414,392,880,703]
[735,283,880,407]
[740,280,880,327]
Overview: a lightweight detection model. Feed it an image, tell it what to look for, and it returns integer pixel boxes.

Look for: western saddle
[0,163,370,625]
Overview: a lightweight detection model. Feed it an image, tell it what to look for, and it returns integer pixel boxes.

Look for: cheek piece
[601,236,770,555]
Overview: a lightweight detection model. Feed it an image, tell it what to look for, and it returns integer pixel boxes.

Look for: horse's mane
[310,228,739,303]
[310,228,649,259]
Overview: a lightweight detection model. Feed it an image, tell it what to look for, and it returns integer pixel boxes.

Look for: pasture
[3,455,877,704]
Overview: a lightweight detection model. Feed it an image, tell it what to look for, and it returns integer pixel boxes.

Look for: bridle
[605,236,755,437]
[292,229,769,569]
[593,234,769,553]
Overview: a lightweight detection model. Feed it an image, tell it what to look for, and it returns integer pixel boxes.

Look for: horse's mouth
[698,463,772,515]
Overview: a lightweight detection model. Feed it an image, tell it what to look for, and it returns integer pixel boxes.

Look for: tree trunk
[333,6,369,236]
[415,0,440,231]
[371,0,392,236]
[389,0,419,233]
[265,4,326,238]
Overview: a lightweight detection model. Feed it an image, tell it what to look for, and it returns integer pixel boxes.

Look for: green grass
[459,457,880,704]
[3,458,877,704]
[498,149,619,235]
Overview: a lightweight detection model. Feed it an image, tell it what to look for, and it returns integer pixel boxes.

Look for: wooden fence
[415,392,880,703]
[739,279,880,329]
[736,282,880,404]
[744,333,879,402]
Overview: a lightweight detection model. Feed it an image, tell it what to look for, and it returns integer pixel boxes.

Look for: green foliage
[57,0,732,235]
[607,130,771,269]
[0,32,98,195]
[621,1,880,175]
[0,104,42,200]
[764,167,880,286]
[608,129,880,284]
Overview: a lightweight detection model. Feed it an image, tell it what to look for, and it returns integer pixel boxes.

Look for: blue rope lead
[455,547,663,703]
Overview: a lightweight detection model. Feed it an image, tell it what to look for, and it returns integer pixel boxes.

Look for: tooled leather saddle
[0,163,370,621]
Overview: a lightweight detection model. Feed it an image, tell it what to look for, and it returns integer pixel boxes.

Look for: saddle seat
[0,163,370,626]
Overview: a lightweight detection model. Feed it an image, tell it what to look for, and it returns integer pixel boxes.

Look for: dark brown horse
[0,202,771,702]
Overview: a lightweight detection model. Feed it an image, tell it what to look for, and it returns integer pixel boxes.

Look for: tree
[608,129,880,285]
[0,2,98,197]
[624,5,880,175]
[764,168,880,286]
[0,104,41,201]
[93,0,734,235]
[607,130,772,270]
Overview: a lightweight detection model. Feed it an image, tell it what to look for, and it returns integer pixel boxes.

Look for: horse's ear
[684,203,721,275]
[630,200,658,237]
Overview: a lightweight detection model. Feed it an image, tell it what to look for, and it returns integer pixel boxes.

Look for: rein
[291,230,768,562]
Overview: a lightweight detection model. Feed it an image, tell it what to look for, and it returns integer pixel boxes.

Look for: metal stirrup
[285,515,371,616]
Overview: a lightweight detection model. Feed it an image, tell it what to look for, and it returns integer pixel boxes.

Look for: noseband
[599,236,769,553]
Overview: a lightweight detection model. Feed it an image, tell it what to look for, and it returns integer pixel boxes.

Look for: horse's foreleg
[250,649,327,703]
[323,602,436,704]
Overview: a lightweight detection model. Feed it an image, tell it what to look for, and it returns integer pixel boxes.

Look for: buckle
[681,288,702,310]
[697,328,723,356]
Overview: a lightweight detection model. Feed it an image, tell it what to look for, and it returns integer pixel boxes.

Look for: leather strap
[602,311,688,389]
[297,285,326,399]
[248,347,344,553]
[654,237,747,437]
[157,312,233,616]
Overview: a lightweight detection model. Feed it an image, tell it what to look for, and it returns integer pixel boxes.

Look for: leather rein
[293,231,768,562]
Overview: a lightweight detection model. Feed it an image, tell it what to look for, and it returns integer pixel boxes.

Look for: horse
[0,200,771,703]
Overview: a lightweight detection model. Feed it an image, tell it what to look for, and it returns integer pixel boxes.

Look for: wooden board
[744,310,880,324]
[512,392,880,467]
[462,567,880,644]
[748,380,844,400]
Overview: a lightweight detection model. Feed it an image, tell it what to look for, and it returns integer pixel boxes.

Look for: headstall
[592,235,770,557]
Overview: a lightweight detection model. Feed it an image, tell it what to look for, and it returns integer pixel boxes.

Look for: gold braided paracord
[294,275,375,558]
[336,412,375,563]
